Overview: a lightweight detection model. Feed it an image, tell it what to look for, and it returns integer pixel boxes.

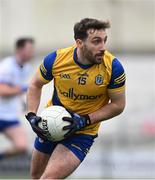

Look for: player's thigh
[40,143,81,179]
[31,137,57,178]
[4,123,27,148]
[31,148,50,179]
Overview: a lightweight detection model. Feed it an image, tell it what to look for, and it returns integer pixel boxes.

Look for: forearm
[27,84,42,114]
[0,84,22,97]
[89,102,125,124]
[63,101,125,138]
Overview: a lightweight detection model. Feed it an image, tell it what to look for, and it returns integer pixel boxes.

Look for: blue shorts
[34,134,97,162]
[0,119,20,131]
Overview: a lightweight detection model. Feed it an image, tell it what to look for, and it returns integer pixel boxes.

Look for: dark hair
[15,37,34,49]
[74,18,110,40]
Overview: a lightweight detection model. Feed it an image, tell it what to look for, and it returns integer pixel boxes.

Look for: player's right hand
[25,112,48,141]
[21,84,28,93]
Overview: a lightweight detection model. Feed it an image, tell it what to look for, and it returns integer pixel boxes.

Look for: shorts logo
[38,138,44,143]
[95,74,103,85]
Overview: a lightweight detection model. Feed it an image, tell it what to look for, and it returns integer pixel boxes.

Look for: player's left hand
[62,112,91,138]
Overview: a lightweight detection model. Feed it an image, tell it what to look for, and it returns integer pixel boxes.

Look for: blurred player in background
[26,18,126,179]
[0,38,35,159]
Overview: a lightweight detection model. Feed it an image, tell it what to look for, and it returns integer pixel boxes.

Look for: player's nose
[99,43,105,52]
[99,45,105,53]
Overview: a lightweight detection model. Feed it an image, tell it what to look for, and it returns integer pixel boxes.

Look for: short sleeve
[108,58,126,92]
[38,51,57,82]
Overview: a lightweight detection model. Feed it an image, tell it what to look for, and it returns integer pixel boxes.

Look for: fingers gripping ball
[39,106,71,141]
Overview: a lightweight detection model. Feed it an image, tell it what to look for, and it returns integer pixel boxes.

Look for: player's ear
[75,39,83,48]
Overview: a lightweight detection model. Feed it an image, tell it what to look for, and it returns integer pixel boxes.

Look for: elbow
[113,100,125,116]
[117,103,126,115]
[117,107,125,115]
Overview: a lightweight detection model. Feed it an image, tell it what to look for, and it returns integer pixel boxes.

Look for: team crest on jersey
[95,74,103,85]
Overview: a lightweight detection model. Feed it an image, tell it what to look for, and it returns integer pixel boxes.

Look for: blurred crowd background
[0,0,155,179]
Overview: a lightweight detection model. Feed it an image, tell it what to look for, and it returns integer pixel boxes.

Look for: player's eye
[104,36,107,43]
[92,39,101,45]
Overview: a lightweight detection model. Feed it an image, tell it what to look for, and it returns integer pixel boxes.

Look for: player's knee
[14,140,28,153]
[40,169,61,179]
[31,166,44,179]
[16,143,27,153]
[31,171,41,180]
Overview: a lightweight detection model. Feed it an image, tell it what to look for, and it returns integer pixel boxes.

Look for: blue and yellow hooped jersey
[38,45,126,135]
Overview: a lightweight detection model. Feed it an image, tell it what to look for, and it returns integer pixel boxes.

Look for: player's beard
[82,45,104,65]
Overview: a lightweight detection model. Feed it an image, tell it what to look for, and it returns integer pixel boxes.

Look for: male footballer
[0,38,34,159]
[26,18,126,179]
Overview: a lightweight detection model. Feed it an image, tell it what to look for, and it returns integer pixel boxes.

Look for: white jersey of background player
[0,38,35,159]
[0,56,31,120]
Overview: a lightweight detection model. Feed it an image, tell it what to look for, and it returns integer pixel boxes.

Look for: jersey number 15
[78,77,87,85]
